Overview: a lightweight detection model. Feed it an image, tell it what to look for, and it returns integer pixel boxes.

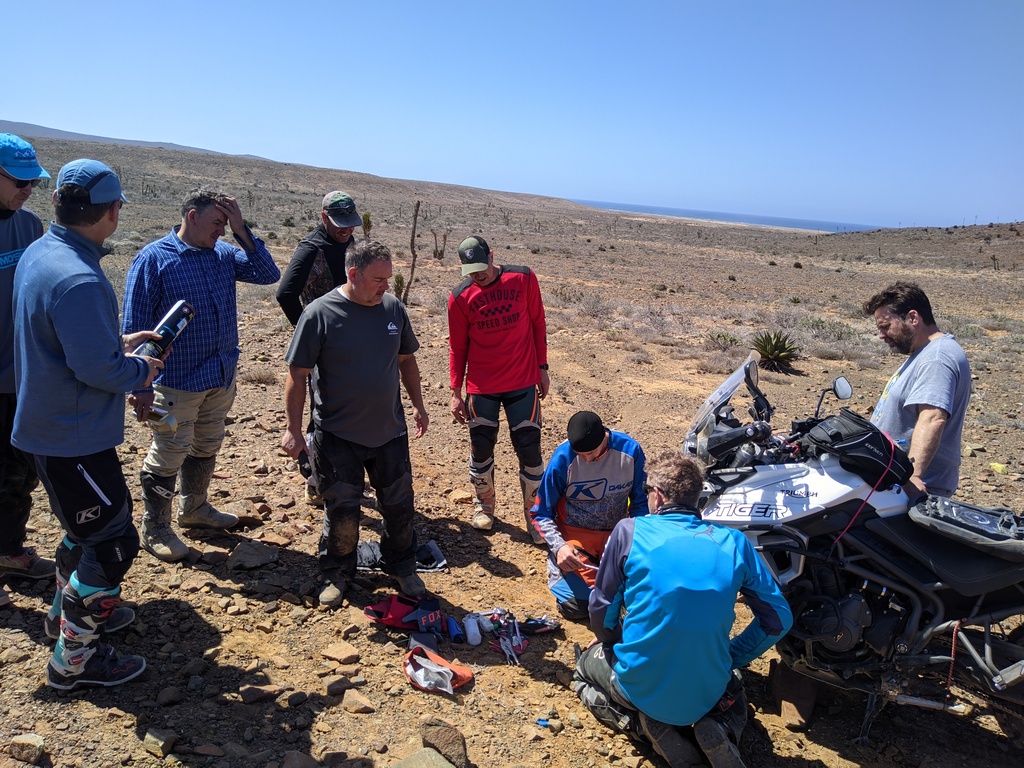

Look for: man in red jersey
[448,236,548,542]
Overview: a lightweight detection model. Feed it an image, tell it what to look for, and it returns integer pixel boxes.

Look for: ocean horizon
[573,199,880,233]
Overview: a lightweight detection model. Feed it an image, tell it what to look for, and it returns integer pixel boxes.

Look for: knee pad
[89,529,140,585]
[557,597,590,621]
[510,426,543,469]
[55,537,80,588]
[469,425,500,465]
[377,471,414,509]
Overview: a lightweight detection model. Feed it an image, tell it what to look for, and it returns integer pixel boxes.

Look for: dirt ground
[2,138,1024,767]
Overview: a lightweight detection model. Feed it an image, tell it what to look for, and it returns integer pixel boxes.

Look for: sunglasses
[1,171,42,189]
[643,483,660,495]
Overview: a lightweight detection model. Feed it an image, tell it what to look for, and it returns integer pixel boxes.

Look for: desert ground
[1,137,1023,768]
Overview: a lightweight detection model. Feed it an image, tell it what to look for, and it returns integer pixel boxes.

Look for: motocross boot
[43,538,135,639]
[177,456,238,529]
[46,581,146,690]
[519,464,545,544]
[469,460,496,531]
[140,471,189,562]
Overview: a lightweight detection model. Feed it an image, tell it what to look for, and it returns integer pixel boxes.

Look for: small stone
[325,676,354,696]
[322,641,360,664]
[282,752,321,768]
[9,733,45,765]
[143,728,178,757]
[341,689,376,714]
[193,744,226,757]
[239,684,285,704]
[156,686,183,706]
[420,717,469,768]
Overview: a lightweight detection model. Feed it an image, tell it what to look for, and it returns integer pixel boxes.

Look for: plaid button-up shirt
[122,225,280,392]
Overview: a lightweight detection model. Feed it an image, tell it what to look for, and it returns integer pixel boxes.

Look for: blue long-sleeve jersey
[590,504,793,726]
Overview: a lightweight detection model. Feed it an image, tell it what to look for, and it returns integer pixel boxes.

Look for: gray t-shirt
[870,334,971,496]
[285,288,419,448]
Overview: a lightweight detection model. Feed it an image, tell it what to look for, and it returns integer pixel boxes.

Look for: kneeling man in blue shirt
[574,450,793,768]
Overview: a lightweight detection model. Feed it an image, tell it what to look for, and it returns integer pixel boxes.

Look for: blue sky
[6,1,1020,228]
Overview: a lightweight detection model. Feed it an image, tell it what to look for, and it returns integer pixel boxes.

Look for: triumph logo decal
[782,489,817,498]
[76,506,101,524]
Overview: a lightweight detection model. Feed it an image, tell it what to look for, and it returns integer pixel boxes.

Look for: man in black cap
[447,235,549,541]
[276,191,364,504]
[530,411,649,619]
[0,133,54,604]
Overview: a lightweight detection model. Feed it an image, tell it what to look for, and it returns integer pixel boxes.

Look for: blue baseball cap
[0,133,50,181]
[56,159,127,204]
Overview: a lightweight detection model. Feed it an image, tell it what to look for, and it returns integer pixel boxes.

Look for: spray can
[133,300,196,358]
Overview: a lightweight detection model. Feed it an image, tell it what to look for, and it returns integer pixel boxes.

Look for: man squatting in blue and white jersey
[530,411,648,619]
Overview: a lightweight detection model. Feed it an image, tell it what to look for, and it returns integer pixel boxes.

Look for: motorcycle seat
[864,515,1024,597]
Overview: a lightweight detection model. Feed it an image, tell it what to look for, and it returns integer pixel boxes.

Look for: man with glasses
[530,411,648,619]
[13,159,165,689]
[575,450,792,768]
[276,191,363,504]
[0,134,55,605]
[123,189,280,562]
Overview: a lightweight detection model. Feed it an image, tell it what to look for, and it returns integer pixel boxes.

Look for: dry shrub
[239,368,278,386]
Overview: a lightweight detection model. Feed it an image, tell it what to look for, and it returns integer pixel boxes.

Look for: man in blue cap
[0,133,55,607]
[13,159,165,689]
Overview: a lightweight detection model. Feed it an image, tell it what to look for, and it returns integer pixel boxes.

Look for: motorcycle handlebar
[706,421,772,460]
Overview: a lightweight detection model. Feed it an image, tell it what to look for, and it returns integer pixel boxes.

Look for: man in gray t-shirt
[864,282,971,498]
[282,240,429,607]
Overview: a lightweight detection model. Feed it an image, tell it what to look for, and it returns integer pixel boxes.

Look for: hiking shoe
[177,503,238,530]
[638,711,704,768]
[395,572,426,597]
[0,547,55,581]
[44,605,136,641]
[46,643,147,690]
[141,523,190,562]
[319,580,346,608]
[471,507,494,530]
[305,484,323,506]
[694,716,746,768]
[523,508,543,544]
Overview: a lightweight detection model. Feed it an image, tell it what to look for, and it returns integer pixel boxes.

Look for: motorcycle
[684,352,1024,743]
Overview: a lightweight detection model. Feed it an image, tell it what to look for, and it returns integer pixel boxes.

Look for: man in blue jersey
[530,411,648,620]
[574,450,792,768]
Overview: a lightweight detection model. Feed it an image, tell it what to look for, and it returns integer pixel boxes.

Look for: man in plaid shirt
[123,190,280,562]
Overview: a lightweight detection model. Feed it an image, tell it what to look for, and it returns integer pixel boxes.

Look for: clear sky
[6,1,1021,228]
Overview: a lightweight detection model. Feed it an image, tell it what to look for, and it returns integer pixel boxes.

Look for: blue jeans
[312,428,418,582]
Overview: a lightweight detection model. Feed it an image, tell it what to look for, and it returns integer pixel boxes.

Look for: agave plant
[752,331,800,371]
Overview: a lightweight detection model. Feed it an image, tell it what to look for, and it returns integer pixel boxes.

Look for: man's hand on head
[216,196,246,234]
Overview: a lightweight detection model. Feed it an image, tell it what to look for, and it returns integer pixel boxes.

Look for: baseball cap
[56,159,127,204]
[567,411,606,453]
[322,191,362,228]
[458,236,492,276]
[0,134,50,181]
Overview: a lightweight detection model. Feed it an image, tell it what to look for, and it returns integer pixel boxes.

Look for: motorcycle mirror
[813,376,854,418]
[833,377,853,400]
[744,359,774,423]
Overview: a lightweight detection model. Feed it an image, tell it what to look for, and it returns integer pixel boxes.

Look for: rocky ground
[2,138,1024,767]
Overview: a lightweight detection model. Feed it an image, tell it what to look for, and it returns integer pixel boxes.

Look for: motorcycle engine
[797,593,873,653]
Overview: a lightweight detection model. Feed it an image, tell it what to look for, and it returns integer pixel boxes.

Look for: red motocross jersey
[447,265,547,395]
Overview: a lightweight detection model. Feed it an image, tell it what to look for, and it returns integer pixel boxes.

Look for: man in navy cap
[13,159,164,689]
[0,134,55,606]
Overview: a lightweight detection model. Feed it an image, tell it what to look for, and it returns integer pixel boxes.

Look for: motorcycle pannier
[910,496,1024,562]
[801,408,913,488]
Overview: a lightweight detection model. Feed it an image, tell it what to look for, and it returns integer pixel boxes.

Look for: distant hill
[0,120,266,160]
